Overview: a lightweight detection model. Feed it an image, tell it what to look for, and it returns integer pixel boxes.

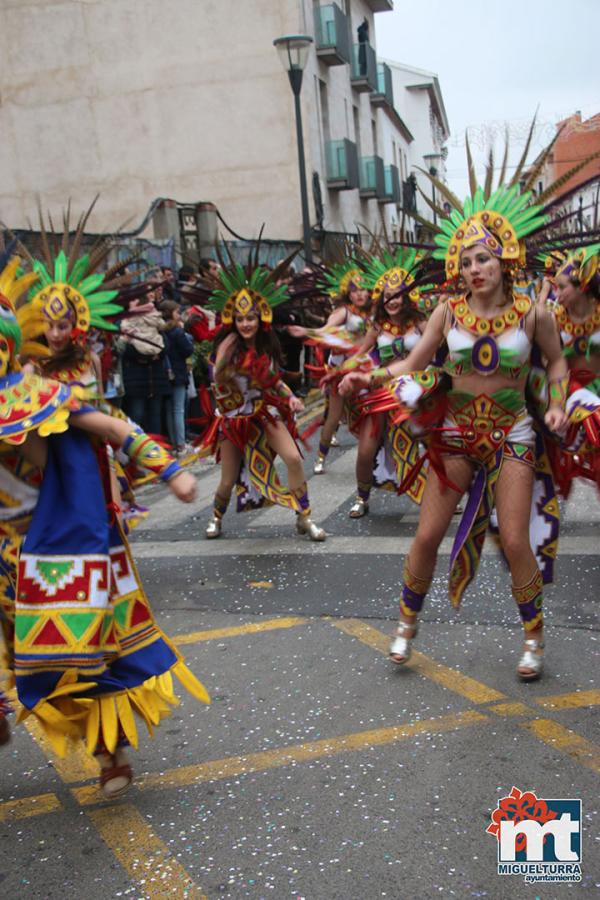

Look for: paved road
[1,422,599,899]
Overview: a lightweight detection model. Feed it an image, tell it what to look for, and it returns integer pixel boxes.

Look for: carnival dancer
[550,243,600,493]
[289,258,372,474]
[339,248,434,517]
[0,250,209,794]
[340,181,568,680]
[203,262,326,541]
[19,209,153,528]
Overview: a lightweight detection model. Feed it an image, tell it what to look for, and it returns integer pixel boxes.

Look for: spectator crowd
[96,258,335,453]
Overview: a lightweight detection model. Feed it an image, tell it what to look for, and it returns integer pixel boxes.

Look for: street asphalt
[1,421,599,899]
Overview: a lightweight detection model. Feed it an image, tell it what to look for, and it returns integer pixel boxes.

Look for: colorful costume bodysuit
[352,321,427,505]
[206,351,312,517]
[551,301,600,491]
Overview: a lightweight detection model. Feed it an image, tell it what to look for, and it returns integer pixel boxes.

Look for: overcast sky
[375,0,599,195]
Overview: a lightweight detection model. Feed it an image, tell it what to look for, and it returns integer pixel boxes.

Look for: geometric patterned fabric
[12,428,209,756]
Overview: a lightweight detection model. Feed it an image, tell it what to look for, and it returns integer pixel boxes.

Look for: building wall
[0,0,304,236]
[0,0,440,248]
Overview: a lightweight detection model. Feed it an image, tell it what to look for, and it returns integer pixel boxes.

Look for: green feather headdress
[362,247,431,304]
[209,263,289,326]
[31,249,121,333]
[318,258,364,299]
[19,199,127,336]
[556,242,600,291]
[415,114,600,280]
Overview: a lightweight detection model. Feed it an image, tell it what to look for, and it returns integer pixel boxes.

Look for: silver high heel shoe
[517,636,544,681]
[330,434,340,447]
[313,456,326,475]
[349,498,369,518]
[389,620,418,664]
[296,515,326,542]
[205,517,222,539]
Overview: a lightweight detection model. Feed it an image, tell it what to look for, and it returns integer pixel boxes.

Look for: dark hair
[159,299,179,321]
[39,338,88,375]
[374,293,425,327]
[213,320,282,365]
[178,265,195,280]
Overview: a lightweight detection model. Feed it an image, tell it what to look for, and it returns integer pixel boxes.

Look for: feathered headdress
[415,115,600,280]
[0,240,49,375]
[208,263,290,326]
[361,246,432,306]
[317,257,365,299]
[556,243,600,291]
[19,200,129,338]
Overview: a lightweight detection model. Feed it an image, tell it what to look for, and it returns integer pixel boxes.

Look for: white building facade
[0,0,449,258]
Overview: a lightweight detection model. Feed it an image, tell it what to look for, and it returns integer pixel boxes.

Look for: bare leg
[206,439,242,537]
[265,420,305,492]
[495,458,544,678]
[320,393,344,449]
[265,419,326,541]
[350,413,384,516]
[390,456,475,663]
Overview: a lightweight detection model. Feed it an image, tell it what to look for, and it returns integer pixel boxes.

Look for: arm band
[121,427,182,482]
[548,375,569,409]
[369,367,392,389]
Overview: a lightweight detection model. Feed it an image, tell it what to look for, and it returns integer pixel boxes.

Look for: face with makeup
[348,284,370,307]
[460,245,503,295]
[555,273,585,310]
[45,311,75,353]
[234,312,259,343]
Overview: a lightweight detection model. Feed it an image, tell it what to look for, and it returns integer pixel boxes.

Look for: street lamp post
[273,34,313,263]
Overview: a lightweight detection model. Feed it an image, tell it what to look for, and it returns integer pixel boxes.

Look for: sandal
[98,749,133,799]
[389,620,418,665]
[517,636,544,681]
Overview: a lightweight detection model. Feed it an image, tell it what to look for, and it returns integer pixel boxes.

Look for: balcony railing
[370,62,394,109]
[326,139,360,190]
[359,155,385,199]
[314,3,351,66]
[350,42,378,92]
[365,0,394,11]
[379,164,401,204]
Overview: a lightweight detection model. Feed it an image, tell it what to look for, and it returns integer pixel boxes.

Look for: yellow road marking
[536,689,600,710]
[88,804,205,899]
[331,619,506,704]
[488,702,532,717]
[174,616,308,646]
[23,716,99,782]
[72,709,486,805]
[521,718,600,775]
[0,792,62,822]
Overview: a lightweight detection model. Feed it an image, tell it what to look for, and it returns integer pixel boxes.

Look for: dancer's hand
[289,395,305,413]
[339,371,369,396]
[218,332,238,364]
[287,325,307,338]
[544,407,567,433]
[169,470,198,502]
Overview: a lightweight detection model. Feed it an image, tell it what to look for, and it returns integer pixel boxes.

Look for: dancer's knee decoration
[121,428,182,482]
[399,561,431,617]
[512,569,543,632]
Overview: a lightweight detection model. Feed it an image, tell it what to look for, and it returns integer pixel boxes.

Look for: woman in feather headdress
[202,258,326,541]
[0,244,209,796]
[338,124,591,680]
[549,243,600,493]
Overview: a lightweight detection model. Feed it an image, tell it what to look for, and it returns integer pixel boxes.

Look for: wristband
[121,427,182,482]
[369,367,392,389]
[548,375,568,410]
